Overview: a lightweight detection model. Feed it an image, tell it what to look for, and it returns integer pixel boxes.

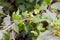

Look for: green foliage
[13,24,19,34]
[29,0,34,3]
[0,0,60,40]
[12,10,22,23]
[32,16,41,23]
[24,25,30,33]
[54,19,60,25]
[0,11,6,16]
[37,24,45,32]
[44,0,52,5]
[2,32,10,40]
[32,15,48,23]
[58,0,60,2]
[18,5,26,11]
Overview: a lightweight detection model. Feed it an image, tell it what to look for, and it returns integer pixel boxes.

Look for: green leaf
[32,16,41,23]
[22,11,28,17]
[3,32,10,40]
[29,0,34,3]
[16,9,20,15]
[32,16,47,23]
[31,31,38,36]
[13,24,19,34]
[38,0,44,5]
[0,11,6,16]
[0,0,4,5]
[54,19,60,25]
[24,24,30,33]
[40,2,47,11]
[18,5,25,11]
[24,26,29,33]
[34,9,40,14]
[12,11,22,22]
[58,0,60,2]
[34,4,40,9]
[18,23,25,31]
[45,0,52,5]
[37,24,45,31]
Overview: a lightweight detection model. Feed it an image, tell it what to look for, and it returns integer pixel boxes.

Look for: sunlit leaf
[31,31,38,36]
[44,0,52,5]
[37,24,45,31]
[32,16,41,23]
[32,16,48,23]
[34,9,39,14]
[54,19,60,25]
[12,11,22,22]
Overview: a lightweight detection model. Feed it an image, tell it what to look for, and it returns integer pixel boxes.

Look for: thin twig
[11,31,15,40]
[2,23,15,32]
